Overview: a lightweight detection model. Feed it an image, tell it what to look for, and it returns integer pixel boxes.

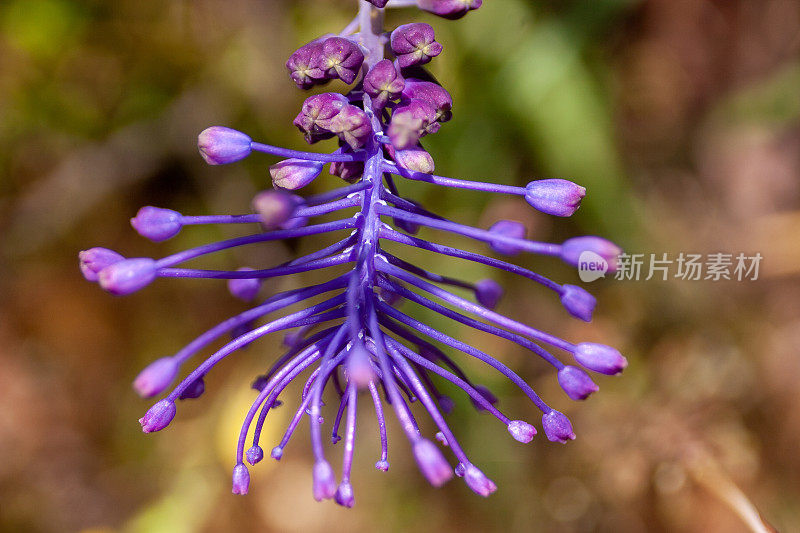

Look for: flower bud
[365,0,389,7]
[133,357,179,398]
[418,0,482,19]
[438,395,455,414]
[412,439,453,487]
[463,464,497,497]
[246,445,264,465]
[386,144,435,174]
[131,206,182,242]
[312,460,338,501]
[252,189,301,230]
[387,100,437,149]
[572,343,627,375]
[178,376,205,400]
[329,105,372,150]
[524,179,585,217]
[319,37,364,85]
[401,79,453,123]
[560,236,622,272]
[363,59,405,111]
[139,399,176,433]
[285,40,326,89]
[542,410,575,443]
[454,462,466,477]
[228,268,262,301]
[375,459,390,471]
[391,23,443,68]
[98,258,157,295]
[330,158,364,183]
[560,284,596,322]
[507,420,537,443]
[557,365,599,400]
[232,463,250,495]
[470,383,498,411]
[269,158,324,190]
[271,446,283,460]
[346,342,375,389]
[334,481,355,508]
[488,220,526,255]
[79,247,124,282]
[197,126,252,165]
[391,200,422,234]
[293,93,349,143]
[474,279,503,310]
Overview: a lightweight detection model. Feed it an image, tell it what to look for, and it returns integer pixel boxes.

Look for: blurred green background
[1,0,799,532]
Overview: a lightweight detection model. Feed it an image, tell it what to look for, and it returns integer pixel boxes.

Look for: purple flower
[270,158,324,190]
[391,23,443,68]
[82,1,626,506]
[197,126,252,165]
[418,0,483,20]
[525,179,586,217]
[131,206,182,242]
[79,247,123,281]
[363,59,405,111]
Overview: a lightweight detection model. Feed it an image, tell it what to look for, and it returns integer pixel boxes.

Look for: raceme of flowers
[79,0,627,506]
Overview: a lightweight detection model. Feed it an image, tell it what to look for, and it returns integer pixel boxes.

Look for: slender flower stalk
[80,0,627,505]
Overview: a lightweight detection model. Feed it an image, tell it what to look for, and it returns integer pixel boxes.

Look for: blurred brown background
[1,0,799,532]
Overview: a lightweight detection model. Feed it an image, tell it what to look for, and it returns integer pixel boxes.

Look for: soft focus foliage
[1,0,799,532]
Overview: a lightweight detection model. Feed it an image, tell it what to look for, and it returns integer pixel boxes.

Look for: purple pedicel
[82,1,625,505]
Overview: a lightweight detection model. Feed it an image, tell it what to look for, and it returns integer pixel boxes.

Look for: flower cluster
[80,0,626,506]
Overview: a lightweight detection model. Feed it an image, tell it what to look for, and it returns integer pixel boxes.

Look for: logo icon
[577,251,608,282]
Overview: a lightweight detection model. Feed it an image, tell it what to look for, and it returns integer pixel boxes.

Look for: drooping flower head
[80,0,626,506]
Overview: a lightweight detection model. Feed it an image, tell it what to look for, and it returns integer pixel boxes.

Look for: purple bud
[387,100,437,149]
[438,395,455,414]
[375,459,390,471]
[435,431,448,446]
[386,144,435,174]
[454,462,466,477]
[418,0,482,19]
[329,105,372,150]
[346,343,375,389]
[413,439,453,487]
[507,420,537,443]
[130,206,182,242]
[572,343,628,375]
[139,399,176,433]
[542,410,576,443]
[285,41,326,89]
[365,0,389,7]
[319,37,365,85]
[524,179,585,217]
[463,464,497,497]
[251,374,269,392]
[557,365,599,400]
[197,126,252,165]
[330,158,364,183]
[271,446,283,461]
[178,376,205,400]
[252,189,301,230]
[334,481,355,508]
[269,158,324,190]
[293,93,349,143]
[232,463,250,495]
[474,279,503,310]
[488,220,527,255]
[560,284,596,322]
[133,357,179,398]
[79,247,124,282]
[560,236,622,272]
[312,460,338,501]
[401,79,453,123]
[246,445,264,465]
[363,59,405,111]
[98,258,157,295]
[392,200,422,234]
[471,383,498,412]
[391,23,443,68]
[227,268,262,301]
